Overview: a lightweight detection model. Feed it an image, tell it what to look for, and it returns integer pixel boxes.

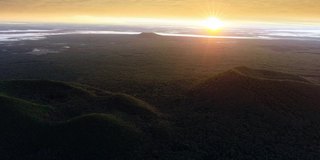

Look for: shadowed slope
[180,67,320,159]
[191,66,320,109]
[45,113,143,160]
[0,80,164,160]
[2,67,320,159]
[0,95,51,158]
[0,80,159,120]
[0,94,51,123]
[234,66,310,82]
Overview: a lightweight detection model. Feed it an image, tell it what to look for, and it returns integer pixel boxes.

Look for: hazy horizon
[0,22,319,43]
[1,0,320,26]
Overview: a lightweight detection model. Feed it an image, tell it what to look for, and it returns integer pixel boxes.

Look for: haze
[1,0,320,24]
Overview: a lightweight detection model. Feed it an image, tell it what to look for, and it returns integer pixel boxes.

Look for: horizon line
[1,16,320,28]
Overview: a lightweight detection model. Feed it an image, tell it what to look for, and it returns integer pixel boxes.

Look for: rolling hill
[0,80,165,160]
[190,66,320,110]
[138,32,161,38]
[1,67,320,159]
[176,66,320,159]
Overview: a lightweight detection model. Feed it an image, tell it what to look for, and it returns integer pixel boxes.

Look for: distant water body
[0,23,319,42]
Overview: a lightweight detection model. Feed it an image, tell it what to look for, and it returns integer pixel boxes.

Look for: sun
[203,17,224,31]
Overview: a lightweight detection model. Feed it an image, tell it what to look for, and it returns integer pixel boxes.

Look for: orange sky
[0,0,319,24]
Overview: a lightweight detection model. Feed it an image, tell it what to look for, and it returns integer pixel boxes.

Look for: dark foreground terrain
[1,66,320,160]
[1,33,320,159]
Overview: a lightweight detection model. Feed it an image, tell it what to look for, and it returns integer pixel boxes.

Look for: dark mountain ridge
[1,67,320,159]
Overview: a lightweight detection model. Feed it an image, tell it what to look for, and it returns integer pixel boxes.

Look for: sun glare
[203,17,224,31]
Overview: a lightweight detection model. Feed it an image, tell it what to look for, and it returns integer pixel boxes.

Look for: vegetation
[0,80,166,159]
[1,38,320,159]
[1,67,320,159]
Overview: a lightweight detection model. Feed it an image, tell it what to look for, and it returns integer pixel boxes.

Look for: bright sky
[0,0,319,25]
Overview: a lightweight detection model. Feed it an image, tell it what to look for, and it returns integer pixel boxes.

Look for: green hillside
[176,67,320,159]
[0,80,164,160]
[1,67,320,159]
